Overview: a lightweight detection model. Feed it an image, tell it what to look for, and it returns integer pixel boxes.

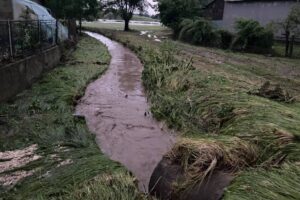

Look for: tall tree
[158,0,204,35]
[278,4,300,57]
[110,0,147,31]
[45,0,100,33]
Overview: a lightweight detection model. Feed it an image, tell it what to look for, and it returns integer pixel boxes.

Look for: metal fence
[0,20,58,63]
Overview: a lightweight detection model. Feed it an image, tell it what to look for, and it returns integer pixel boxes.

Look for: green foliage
[225,163,300,200]
[62,173,145,200]
[108,0,147,31]
[45,0,99,20]
[178,18,219,46]
[277,4,300,57]
[217,29,234,49]
[289,4,300,25]
[158,0,204,33]
[172,18,273,53]
[232,19,274,53]
[279,4,300,34]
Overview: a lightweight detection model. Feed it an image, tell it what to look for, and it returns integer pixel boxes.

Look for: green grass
[83,25,300,199]
[0,35,141,199]
[273,41,300,58]
[225,163,300,200]
[132,15,159,22]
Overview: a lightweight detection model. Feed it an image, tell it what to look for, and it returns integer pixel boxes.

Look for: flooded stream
[76,32,175,192]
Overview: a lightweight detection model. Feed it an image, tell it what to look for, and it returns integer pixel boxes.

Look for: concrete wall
[0,0,13,20]
[220,1,296,34]
[0,46,61,102]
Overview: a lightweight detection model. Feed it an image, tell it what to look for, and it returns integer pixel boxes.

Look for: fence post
[289,35,295,58]
[38,20,41,47]
[55,20,59,45]
[7,20,13,60]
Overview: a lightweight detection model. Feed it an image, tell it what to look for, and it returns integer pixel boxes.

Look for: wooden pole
[8,20,13,60]
[289,35,295,57]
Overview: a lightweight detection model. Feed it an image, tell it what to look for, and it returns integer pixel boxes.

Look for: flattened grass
[84,26,300,199]
[225,163,300,200]
[83,21,167,32]
[0,35,141,199]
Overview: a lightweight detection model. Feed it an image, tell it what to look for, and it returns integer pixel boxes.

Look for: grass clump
[0,35,141,199]
[62,172,145,200]
[224,163,300,200]
[166,138,258,179]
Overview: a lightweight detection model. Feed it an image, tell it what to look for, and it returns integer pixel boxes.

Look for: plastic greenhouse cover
[14,0,68,41]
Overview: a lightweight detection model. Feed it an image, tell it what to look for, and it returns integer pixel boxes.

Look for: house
[203,0,299,36]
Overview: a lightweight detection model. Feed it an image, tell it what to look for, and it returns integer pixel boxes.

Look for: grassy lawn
[0,36,142,199]
[131,15,159,22]
[83,21,167,32]
[84,23,300,200]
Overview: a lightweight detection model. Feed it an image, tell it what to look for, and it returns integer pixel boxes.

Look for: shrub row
[177,18,274,53]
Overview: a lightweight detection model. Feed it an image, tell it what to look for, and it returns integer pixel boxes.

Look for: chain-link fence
[0,20,58,64]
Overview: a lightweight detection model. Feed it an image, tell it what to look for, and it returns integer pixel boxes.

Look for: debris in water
[154,39,162,42]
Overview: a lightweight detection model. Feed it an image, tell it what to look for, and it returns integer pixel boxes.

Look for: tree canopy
[277,4,300,56]
[108,0,147,31]
[44,0,99,21]
[158,0,205,34]
[44,0,100,33]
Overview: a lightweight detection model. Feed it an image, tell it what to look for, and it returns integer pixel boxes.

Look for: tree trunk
[289,35,295,57]
[285,31,290,57]
[124,19,130,31]
[79,18,82,35]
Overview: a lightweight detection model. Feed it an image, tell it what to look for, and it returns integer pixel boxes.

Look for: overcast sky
[146,0,158,16]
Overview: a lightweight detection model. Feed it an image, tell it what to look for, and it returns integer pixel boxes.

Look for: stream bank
[76,32,176,192]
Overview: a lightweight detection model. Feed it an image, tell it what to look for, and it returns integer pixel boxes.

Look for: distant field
[132,15,159,22]
[83,21,168,32]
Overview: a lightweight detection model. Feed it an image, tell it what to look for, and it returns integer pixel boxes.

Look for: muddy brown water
[76,32,176,192]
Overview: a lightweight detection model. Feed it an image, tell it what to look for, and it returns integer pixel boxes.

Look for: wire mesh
[0,20,57,64]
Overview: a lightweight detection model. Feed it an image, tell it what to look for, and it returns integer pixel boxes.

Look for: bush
[178,18,219,46]
[217,29,234,49]
[232,19,274,53]
[158,0,204,34]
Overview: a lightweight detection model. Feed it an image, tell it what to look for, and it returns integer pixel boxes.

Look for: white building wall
[221,1,296,36]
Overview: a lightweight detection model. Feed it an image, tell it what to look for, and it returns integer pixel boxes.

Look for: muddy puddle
[76,32,176,191]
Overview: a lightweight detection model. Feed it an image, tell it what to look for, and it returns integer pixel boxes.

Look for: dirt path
[76,32,176,192]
